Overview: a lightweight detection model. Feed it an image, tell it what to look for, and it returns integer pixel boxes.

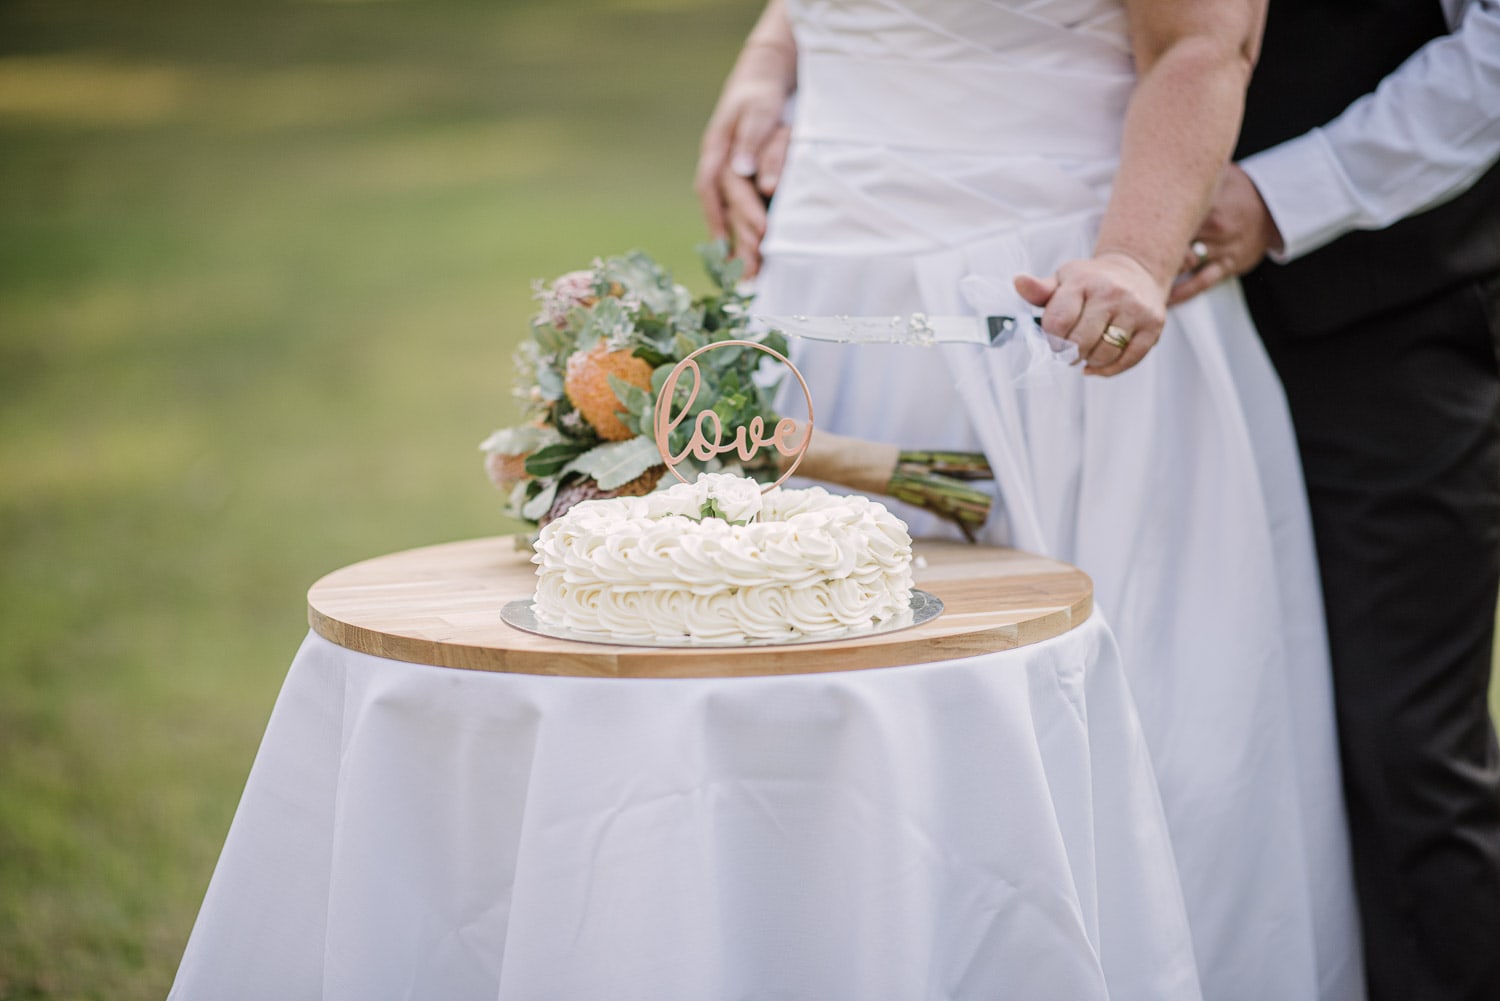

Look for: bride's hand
[697,2,796,275]
[696,78,787,226]
[709,122,790,278]
[695,35,795,276]
[1014,251,1167,377]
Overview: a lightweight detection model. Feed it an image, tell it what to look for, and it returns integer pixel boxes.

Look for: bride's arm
[695,0,797,275]
[1017,0,1266,376]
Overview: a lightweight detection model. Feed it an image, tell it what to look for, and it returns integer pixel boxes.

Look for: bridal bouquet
[481,244,786,526]
[481,244,995,537]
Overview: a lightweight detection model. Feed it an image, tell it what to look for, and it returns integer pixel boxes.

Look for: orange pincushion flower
[563,343,653,441]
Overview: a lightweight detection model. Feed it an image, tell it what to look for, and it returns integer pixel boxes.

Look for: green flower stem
[885,469,993,543]
[894,450,993,481]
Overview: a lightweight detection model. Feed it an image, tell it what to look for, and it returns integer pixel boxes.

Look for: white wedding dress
[756,1,1366,999]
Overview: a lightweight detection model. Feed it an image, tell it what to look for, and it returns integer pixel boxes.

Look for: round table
[169,539,1200,1001]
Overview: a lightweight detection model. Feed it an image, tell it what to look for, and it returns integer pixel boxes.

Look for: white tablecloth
[170,621,1201,1001]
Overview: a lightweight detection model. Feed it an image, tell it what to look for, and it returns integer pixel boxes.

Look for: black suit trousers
[1247,273,1500,1001]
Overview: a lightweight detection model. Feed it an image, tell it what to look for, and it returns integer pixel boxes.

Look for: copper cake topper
[652,339,812,493]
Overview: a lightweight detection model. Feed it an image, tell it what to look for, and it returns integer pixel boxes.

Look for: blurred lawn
[0,0,753,996]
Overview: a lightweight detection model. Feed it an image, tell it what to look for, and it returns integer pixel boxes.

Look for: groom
[1175,1,1500,998]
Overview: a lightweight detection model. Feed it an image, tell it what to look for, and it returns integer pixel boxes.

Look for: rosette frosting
[531,474,914,642]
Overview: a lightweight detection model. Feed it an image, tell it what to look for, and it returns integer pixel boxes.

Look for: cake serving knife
[752,313,1039,348]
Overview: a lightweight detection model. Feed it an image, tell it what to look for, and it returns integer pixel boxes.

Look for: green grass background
[0,1,753,996]
[2,2,1498,998]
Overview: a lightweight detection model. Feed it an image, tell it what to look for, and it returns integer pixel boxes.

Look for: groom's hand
[1169,164,1283,304]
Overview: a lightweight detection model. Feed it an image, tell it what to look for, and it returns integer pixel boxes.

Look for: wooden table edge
[307,537,1094,678]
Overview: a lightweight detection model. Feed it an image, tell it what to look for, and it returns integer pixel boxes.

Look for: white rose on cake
[639,473,765,524]
[694,472,764,525]
[644,487,704,521]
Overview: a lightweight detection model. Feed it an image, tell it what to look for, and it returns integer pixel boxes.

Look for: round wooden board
[307,537,1093,678]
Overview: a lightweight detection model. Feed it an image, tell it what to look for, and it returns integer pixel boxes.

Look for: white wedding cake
[531,473,915,643]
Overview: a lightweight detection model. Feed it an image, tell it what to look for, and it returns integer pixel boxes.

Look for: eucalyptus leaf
[504,479,533,519]
[522,480,560,521]
[526,440,591,477]
[567,436,664,491]
[597,251,683,315]
[535,366,564,401]
[673,305,704,337]
[705,343,744,371]
[650,362,676,396]
[698,239,743,293]
[609,373,655,416]
[578,296,633,346]
[619,408,650,438]
[674,330,707,359]
[531,322,571,357]
[479,424,564,456]
[713,390,750,421]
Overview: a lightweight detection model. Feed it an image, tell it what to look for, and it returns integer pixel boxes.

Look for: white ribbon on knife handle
[958,274,1078,381]
[944,273,1068,554]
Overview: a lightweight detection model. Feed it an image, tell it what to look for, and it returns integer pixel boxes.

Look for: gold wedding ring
[1191,239,1210,269]
[1101,324,1132,350]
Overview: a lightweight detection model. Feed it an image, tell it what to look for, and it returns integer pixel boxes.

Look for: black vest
[1236,0,1500,335]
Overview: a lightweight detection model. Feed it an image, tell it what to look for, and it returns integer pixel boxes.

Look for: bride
[698,1,1364,998]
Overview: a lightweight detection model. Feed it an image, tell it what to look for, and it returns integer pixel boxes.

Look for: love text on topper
[652,339,813,493]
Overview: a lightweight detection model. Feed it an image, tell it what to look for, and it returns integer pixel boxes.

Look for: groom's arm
[1243,0,1500,261]
[1173,0,1500,301]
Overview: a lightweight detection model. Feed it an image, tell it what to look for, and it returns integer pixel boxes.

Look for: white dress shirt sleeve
[1240,0,1500,262]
